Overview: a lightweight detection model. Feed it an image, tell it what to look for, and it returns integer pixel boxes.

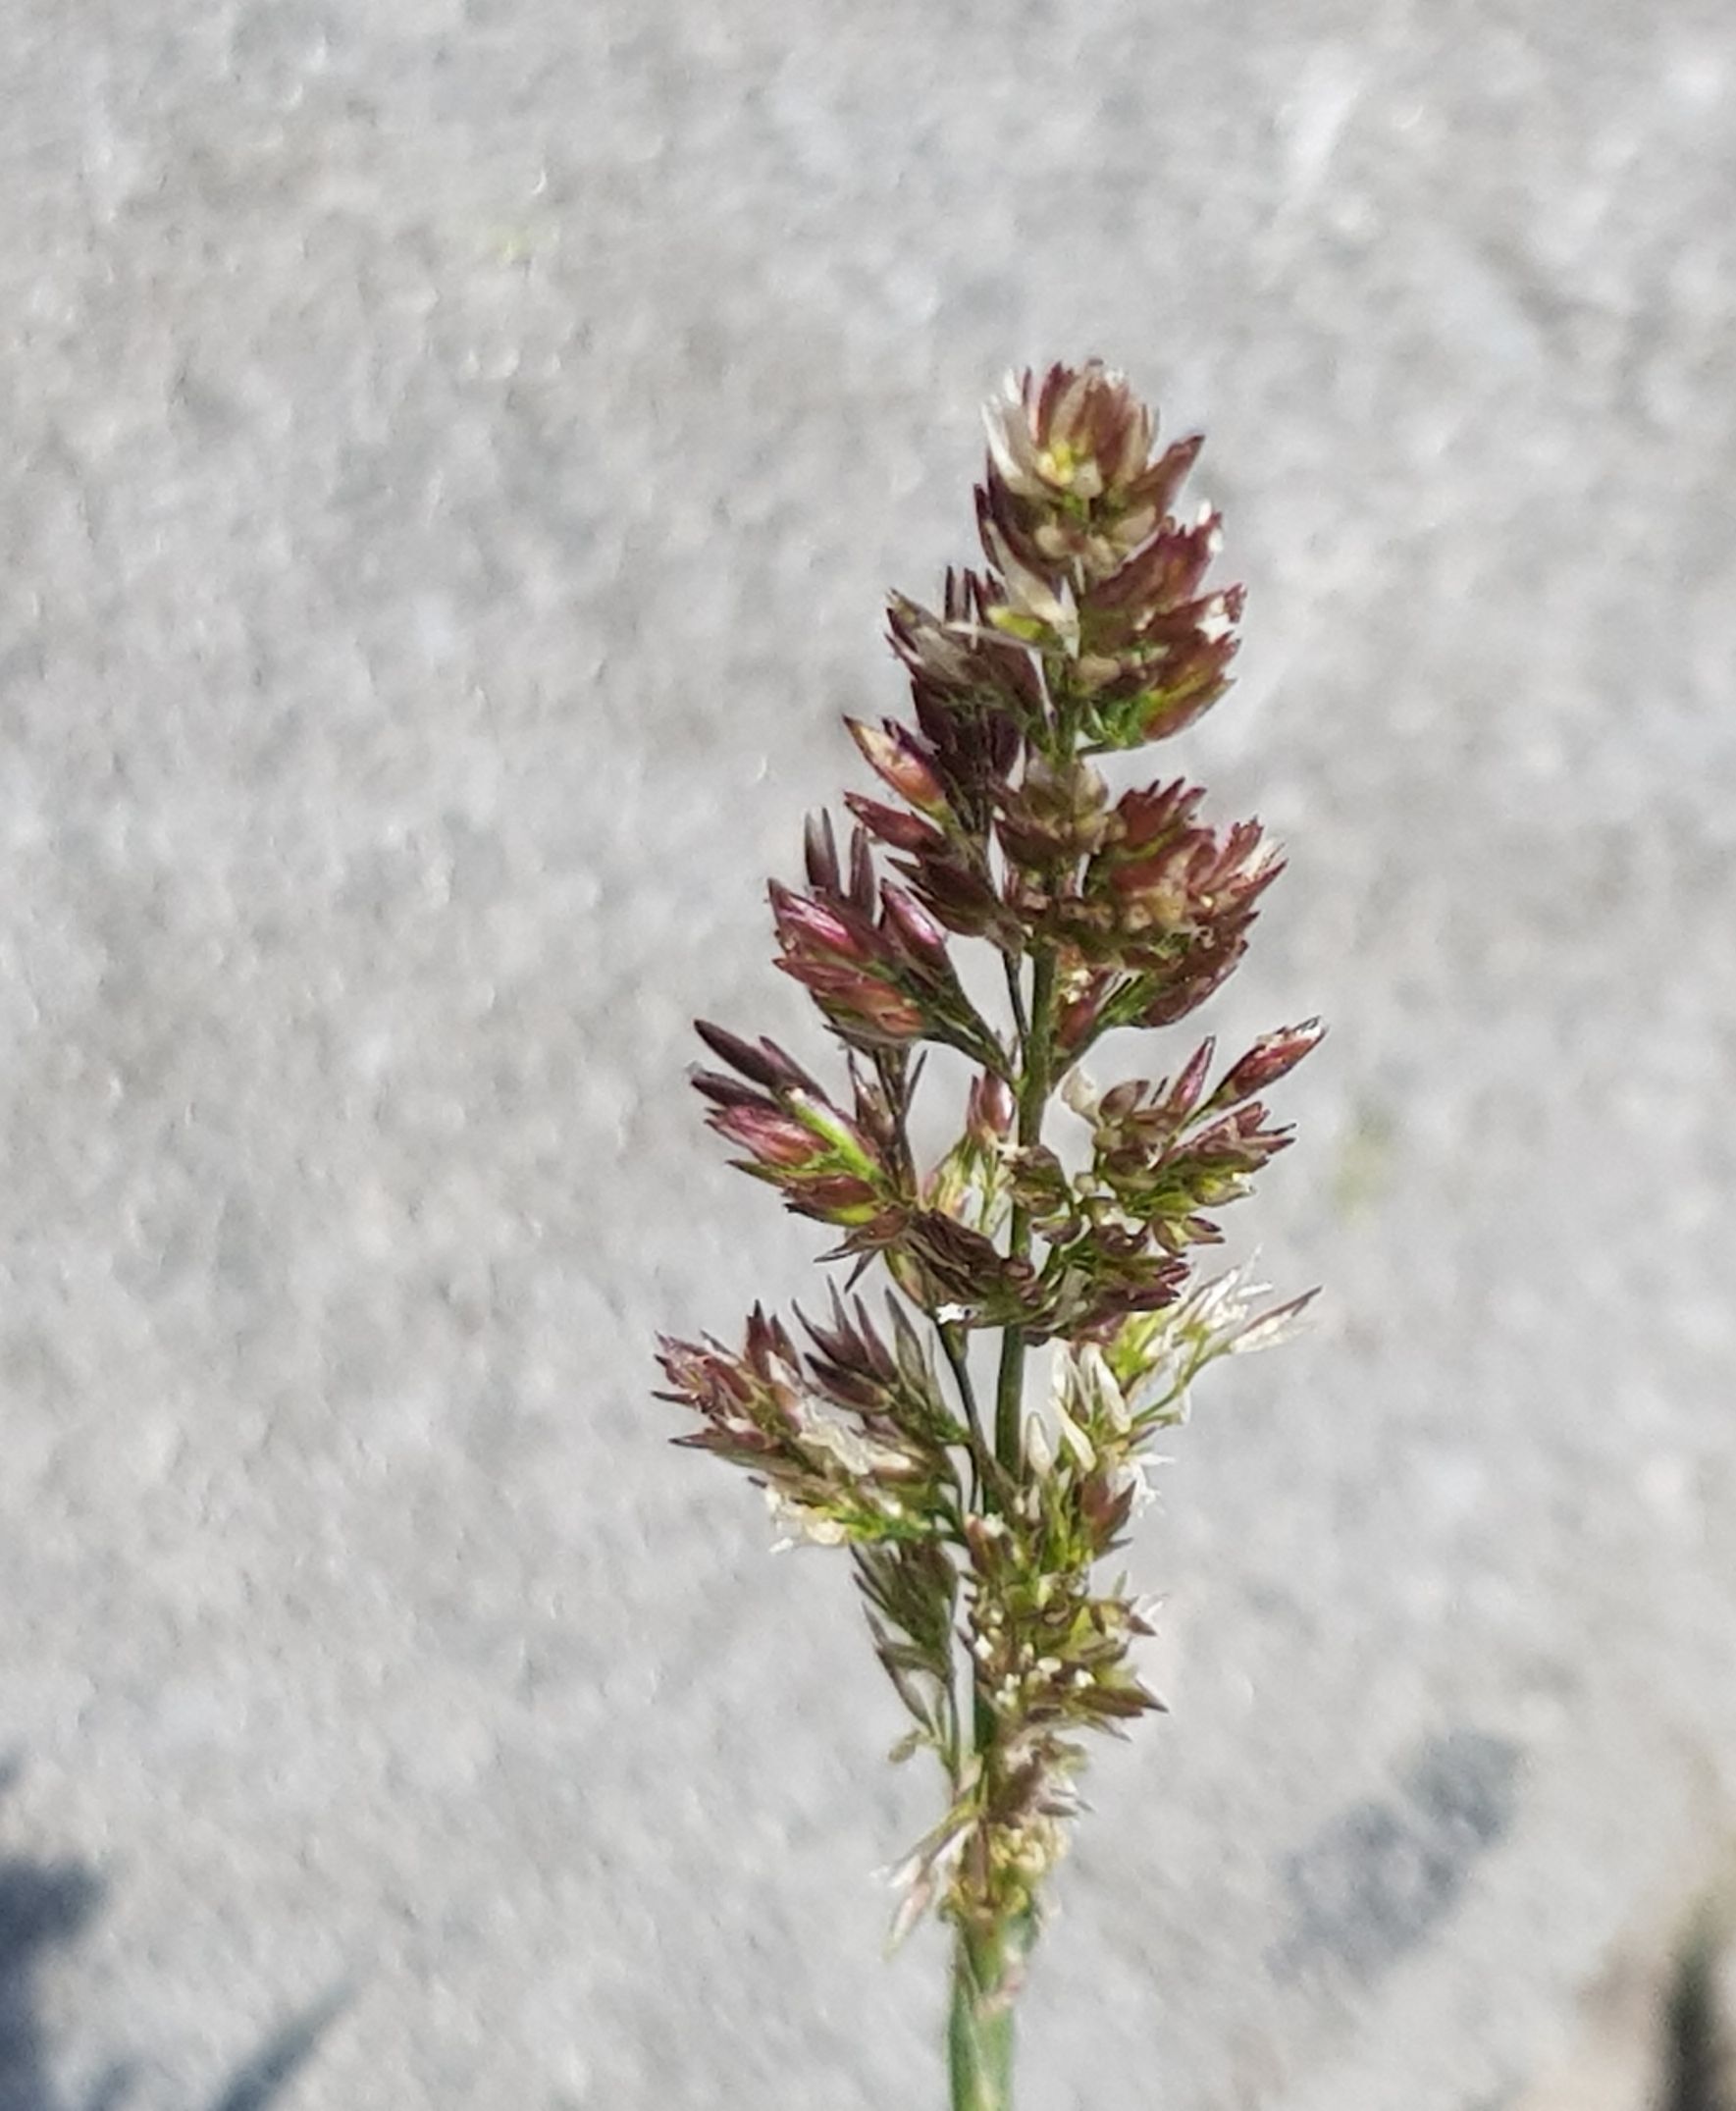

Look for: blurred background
[0,0,1733,2104]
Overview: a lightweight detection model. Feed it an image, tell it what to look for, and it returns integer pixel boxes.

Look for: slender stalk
[938,1321,995,1504]
[1000,951,1029,1045]
[955,944,1060,2110]
[948,1926,1016,2111]
[993,947,1057,1467]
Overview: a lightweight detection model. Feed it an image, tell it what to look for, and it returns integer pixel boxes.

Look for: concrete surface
[1,1,1734,2105]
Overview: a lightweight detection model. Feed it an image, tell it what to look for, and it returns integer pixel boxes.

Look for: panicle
[659,359,1321,1988]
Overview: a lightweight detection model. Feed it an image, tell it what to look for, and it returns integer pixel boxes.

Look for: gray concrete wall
[1,2,1733,2105]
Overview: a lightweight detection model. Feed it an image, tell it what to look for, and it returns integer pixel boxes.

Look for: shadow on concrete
[1663,1914,1735,2111]
[203,1989,347,2111]
[1272,1726,1523,1986]
[0,1760,344,2111]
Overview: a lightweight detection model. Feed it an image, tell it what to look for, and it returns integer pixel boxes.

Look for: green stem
[993,948,1057,1467]
[1001,952,1029,1045]
[952,951,1057,2110]
[938,1323,995,1505]
[948,1927,1016,2111]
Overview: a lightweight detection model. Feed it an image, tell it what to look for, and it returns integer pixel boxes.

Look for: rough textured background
[0,1,1733,2106]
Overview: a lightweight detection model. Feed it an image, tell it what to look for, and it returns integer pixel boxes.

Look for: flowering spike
[656,362,1320,2099]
